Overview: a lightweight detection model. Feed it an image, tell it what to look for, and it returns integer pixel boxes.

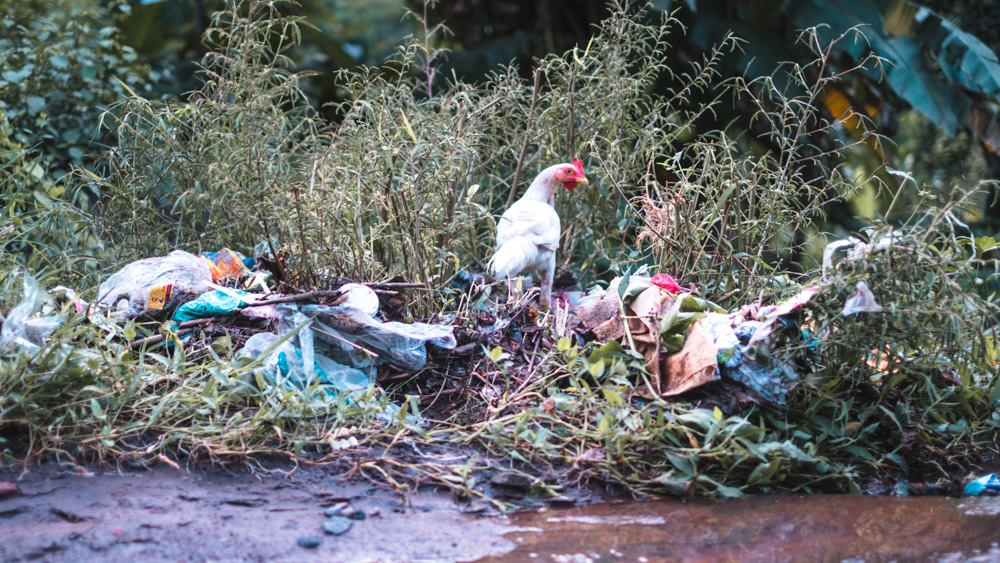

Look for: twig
[241,290,343,307]
[310,325,380,358]
[568,57,576,153]
[130,318,214,349]
[506,69,544,208]
[368,282,427,289]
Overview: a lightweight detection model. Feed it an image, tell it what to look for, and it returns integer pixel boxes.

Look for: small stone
[298,536,321,549]
[324,502,348,517]
[0,482,18,498]
[345,507,366,520]
[322,516,353,535]
[490,473,532,491]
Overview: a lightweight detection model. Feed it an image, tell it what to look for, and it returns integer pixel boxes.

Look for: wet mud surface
[0,463,516,562]
[486,494,1000,562]
[4,462,1000,562]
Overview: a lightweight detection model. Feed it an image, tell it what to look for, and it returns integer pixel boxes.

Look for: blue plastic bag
[964,474,1000,496]
[172,289,249,323]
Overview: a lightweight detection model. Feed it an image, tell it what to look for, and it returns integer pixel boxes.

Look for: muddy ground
[0,462,520,562]
[6,461,1000,562]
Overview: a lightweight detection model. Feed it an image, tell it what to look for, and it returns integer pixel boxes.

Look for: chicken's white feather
[487,162,586,310]
[488,236,539,280]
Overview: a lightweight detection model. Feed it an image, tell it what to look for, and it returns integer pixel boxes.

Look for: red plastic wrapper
[650,273,683,294]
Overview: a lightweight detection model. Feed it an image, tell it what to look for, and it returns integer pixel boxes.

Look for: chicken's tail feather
[488,237,537,280]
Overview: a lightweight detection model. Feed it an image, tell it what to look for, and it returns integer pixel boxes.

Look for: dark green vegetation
[1,0,999,503]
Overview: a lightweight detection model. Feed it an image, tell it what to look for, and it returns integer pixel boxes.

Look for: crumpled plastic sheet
[964,473,1000,496]
[698,313,741,364]
[822,233,903,281]
[173,285,380,324]
[172,289,248,323]
[0,272,64,355]
[239,298,456,399]
[298,303,457,371]
[757,287,818,320]
[842,280,882,316]
[97,250,213,318]
[699,313,799,405]
[201,248,249,282]
[239,331,369,396]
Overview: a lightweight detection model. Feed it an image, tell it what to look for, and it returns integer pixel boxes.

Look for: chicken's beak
[575,176,589,185]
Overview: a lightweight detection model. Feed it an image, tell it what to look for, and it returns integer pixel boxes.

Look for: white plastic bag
[0,272,64,355]
[97,250,213,318]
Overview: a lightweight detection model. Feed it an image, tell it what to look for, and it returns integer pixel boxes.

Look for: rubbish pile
[2,239,896,407]
[0,234,916,410]
[1,248,456,400]
[574,271,816,405]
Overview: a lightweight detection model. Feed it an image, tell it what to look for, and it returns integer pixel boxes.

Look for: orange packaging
[200,248,250,282]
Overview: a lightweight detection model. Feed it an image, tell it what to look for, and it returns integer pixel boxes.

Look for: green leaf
[489,346,509,364]
[784,0,971,135]
[2,67,31,82]
[90,398,104,420]
[617,268,632,303]
[843,444,877,462]
[747,459,781,485]
[915,6,1000,98]
[715,483,745,498]
[665,451,695,475]
[677,409,717,430]
[533,428,549,447]
[49,54,69,69]
[651,471,692,496]
[756,440,819,463]
[26,95,46,115]
[974,236,999,253]
[885,452,908,472]
[601,386,622,406]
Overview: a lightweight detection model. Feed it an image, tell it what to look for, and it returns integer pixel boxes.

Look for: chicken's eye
[564,168,573,174]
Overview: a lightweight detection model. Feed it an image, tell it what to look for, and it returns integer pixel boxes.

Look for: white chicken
[488,159,588,310]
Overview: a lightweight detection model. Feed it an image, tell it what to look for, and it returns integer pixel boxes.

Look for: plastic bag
[300,303,456,371]
[650,273,683,293]
[201,248,250,282]
[700,313,799,405]
[724,321,799,405]
[172,289,248,323]
[964,473,1000,496]
[0,272,64,355]
[842,281,882,316]
[239,332,370,395]
[97,250,213,318]
[338,283,379,316]
[699,313,741,364]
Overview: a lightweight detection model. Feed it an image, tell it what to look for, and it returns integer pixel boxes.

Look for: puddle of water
[479,494,1000,562]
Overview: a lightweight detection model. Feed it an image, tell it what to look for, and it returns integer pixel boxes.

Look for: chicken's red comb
[572,157,585,177]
